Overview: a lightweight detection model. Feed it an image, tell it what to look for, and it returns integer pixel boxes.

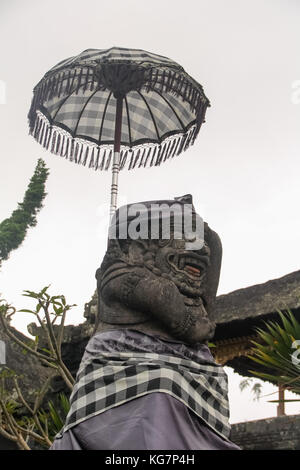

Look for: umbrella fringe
[119,151,124,169]
[132,149,140,169]
[143,147,151,168]
[155,144,163,166]
[159,144,165,165]
[46,126,53,150]
[94,147,100,170]
[74,142,80,164]
[34,115,42,140]
[168,138,177,159]
[185,126,196,151]
[78,143,83,164]
[37,118,43,140]
[120,150,128,169]
[42,125,50,149]
[32,114,39,138]
[55,133,61,154]
[105,150,112,170]
[83,146,89,166]
[39,121,46,146]
[177,133,187,156]
[60,135,65,157]
[138,147,146,168]
[64,138,69,159]
[119,150,124,169]
[184,133,192,152]
[122,152,127,169]
[100,150,106,170]
[128,151,134,170]
[162,139,172,163]
[89,147,95,168]
[62,135,68,157]
[70,139,76,162]
[172,138,180,158]
[149,146,158,167]
[29,112,198,171]
[51,131,57,154]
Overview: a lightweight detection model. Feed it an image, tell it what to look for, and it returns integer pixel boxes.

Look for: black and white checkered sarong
[57,331,231,441]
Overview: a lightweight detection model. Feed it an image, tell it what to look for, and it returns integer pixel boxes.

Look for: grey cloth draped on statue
[50,330,240,450]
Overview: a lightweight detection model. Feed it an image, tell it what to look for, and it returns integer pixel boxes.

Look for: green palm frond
[249,309,300,395]
[39,393,70,439]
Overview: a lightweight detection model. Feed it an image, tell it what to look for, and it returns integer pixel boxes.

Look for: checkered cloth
[28,47,210,170]
[56,333,231,442]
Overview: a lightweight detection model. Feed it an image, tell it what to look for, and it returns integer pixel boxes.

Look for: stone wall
[2,415,300,450]
[231,415,300,450]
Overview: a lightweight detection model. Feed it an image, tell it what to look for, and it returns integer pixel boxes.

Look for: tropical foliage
[0,287,75,449]
[239,378,262,401]
[249,309,300,396]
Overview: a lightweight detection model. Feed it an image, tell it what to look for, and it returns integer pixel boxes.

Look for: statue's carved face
[143,236,210,302]
[100,226,211,308]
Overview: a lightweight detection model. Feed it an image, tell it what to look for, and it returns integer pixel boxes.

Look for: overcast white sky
[0,0,300,424]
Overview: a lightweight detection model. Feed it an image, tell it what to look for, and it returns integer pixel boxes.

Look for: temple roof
[216,269,300,324]
[214,269,300,341]
[212,270,300,376]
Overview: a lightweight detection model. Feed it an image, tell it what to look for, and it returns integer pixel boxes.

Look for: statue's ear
[202,227,222,320]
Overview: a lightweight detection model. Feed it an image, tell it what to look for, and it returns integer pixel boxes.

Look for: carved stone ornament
[95,195,222,344]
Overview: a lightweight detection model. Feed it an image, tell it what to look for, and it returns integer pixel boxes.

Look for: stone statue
[51,195,239,450]
[95,194,222,345]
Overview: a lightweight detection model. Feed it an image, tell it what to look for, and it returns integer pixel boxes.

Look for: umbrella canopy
[28,47,210,213]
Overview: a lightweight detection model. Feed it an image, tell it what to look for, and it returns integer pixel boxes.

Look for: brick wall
[231,414,300,450]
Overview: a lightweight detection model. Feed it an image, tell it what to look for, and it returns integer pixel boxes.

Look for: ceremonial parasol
[28,47,210,216]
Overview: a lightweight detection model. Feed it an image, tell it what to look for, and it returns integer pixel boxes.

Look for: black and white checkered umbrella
[28,47,210,215]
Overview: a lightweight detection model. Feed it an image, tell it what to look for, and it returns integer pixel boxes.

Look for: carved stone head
[95,195,222,344]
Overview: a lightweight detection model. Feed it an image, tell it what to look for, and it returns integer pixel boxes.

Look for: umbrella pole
[109,95,123,220]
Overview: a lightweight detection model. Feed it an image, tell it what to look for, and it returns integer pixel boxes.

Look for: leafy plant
[0,286,76,390]
[239,378,262,401]
[0,287,76,449]
[248,309,300,396]
[39,393,70,441]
